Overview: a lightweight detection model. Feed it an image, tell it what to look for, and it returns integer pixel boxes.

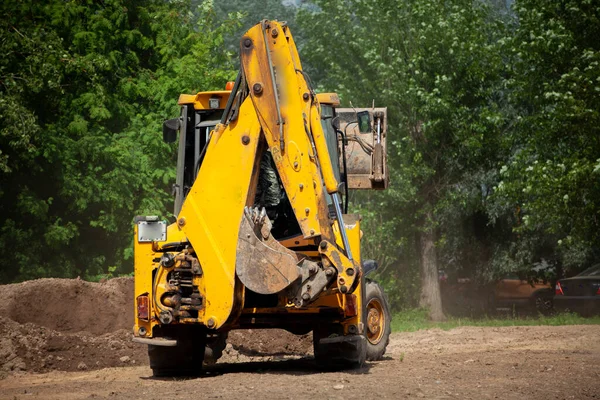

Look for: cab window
[320,105,341,181]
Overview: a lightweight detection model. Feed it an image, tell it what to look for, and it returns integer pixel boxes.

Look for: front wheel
[364,280,391,361]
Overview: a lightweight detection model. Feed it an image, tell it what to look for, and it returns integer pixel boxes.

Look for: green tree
[489,0,600,276]
[299,0,508,318]
[0,0,237,282]
[211,0,300,54]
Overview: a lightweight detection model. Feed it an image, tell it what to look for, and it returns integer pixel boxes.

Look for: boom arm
[240,20,354,259]
[239,20,337,239]
[176,20,359,329]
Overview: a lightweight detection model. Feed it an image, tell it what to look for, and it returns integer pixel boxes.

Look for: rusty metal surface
[236,207,301,295]
[318,239,361,293]
[288,259,335,308]
[366,297,385,345]
[336,107,389,190]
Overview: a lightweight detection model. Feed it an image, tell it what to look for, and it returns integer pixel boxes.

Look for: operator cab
[163,90,231,215]
[317,94,342,183]
[316,93,344,214]
[163,88,388,219]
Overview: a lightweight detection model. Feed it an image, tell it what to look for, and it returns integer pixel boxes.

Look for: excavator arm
[133,20,393,374]
[175,20,359,329]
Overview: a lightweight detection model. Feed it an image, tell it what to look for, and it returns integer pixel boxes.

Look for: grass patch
[391,308,600,332]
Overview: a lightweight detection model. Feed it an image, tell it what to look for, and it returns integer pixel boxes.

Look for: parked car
[492,275,554,314]
[554,264,600,316]
[440,275,553,316]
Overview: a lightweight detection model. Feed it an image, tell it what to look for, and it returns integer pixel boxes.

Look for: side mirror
[356,111,371,133]
[162,118,180,143]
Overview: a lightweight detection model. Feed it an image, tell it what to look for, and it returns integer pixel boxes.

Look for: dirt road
[0,278,598,399]
[1,324,599,400]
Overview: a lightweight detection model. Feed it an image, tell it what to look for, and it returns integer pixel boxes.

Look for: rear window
[577,264,600,277]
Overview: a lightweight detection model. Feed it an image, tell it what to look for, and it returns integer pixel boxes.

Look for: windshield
[174,106,221,215]
[577,264,600,277]
[320,105,341,181]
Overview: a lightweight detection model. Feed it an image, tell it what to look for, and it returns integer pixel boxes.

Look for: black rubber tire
[364,280,391,361]
[148,331,206,377]
[313,325,366,370]
[204,332,228,365]
[532,291,554,316]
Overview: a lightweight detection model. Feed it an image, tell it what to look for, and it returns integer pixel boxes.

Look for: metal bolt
[310,229,315,235]
[271,28,279,38]
[319,241,327,249]
[294,161,299,168]
[243,38,252,48]
[207,318,216,328]
[302,292,310,301]
[305,207,310,215]
[302,92,309,101]
[340,285,348,293]
[325,268,334,277]
[252,82,263,95]
[348,324,358,334]
[346,268,355,276]
[308,264,317,274]
[299,183,304,190]
[177,217,186,227]
[159,311,173,324]
[138,327,147,336]
[242,135,250,145]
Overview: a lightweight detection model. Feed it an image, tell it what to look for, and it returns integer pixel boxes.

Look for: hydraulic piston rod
[332,192,353,261]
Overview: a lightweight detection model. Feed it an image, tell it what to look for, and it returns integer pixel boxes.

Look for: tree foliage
[211,0,300,55]
[489,0,600,275]
[298,0,508,315]
[0,0,236,282]
[2,0,599,317]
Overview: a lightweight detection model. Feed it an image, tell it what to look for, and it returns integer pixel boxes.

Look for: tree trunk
[418,208,446,321]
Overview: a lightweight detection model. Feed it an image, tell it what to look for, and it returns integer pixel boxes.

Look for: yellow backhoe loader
[132,20,391,376]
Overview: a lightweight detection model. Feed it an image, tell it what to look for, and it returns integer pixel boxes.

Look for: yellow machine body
[133,21,388,368]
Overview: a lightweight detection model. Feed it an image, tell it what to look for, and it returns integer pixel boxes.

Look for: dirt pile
[228,329,312,356]
[0,277,312,377]
[0,277,134,335]
[0,316,146,376]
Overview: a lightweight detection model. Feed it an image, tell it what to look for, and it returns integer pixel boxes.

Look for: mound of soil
[228,329,312,356]
[0,316,147,377]
[0,277,312,376]
[0,277,134,335]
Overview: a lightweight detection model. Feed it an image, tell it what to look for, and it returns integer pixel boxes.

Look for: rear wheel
[204,332,228,365]
[532,291,554,315]
[365,280,391,361]
[313,324,366,370]
[148,328,206,377]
